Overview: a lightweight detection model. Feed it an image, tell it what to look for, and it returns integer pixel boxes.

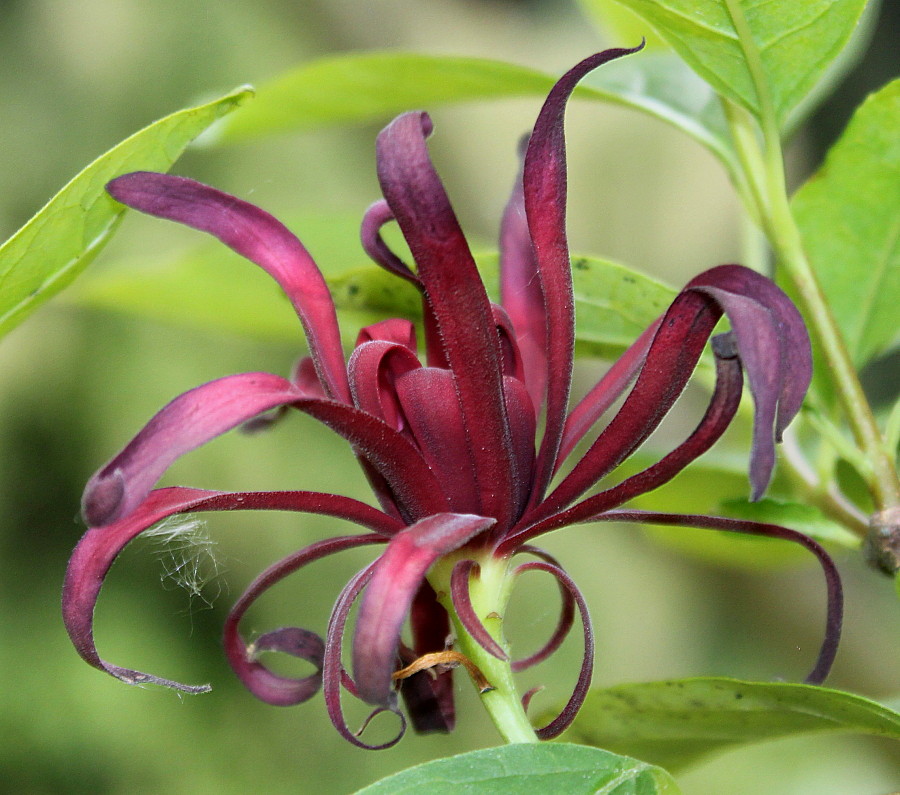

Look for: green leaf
[558,678,900,773]
[576,0,667,49]
[353,743,680,795]
[610,0,867,126]
[68,236,675,360]
[791,78,900,368]
[717,497,861,549]
[0,86,253,339]
[214,51,739,179]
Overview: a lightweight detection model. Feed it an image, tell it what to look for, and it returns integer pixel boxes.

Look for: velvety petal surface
[523,46,644,503]
[377,112,516,526]
[352,513,495,708]
[64,487,400,693]
[107,172,350,401]
[82,373,307,526]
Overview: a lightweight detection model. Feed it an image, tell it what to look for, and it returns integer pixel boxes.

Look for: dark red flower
[63,47,841,749]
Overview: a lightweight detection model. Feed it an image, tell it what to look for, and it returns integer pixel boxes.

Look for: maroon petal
[352,513,496,708]
[399,582,456,733]
[394,368,479,512]
[82,373,306,526]
[594,510,842,685]
[107,172,350,402]
[356,318,418,350]
[688,265,812,498]
[323,562,407,749]
[449,560,508,661]
[557,318,660,464]
[63,486,399,694]
[377,112,516,526]
[223,534,382,707]
[499,141,547,410]
[505,337,743,549]
[512,561,593,739]
[360,199,420,285]
[524,46,645,503]
[347,340,421,431]
[509,546,575,672]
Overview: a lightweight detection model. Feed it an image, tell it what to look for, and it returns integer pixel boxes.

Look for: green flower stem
[429,554,538,744]
[723,0,900,517]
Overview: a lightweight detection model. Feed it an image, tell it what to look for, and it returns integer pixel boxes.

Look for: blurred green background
[1,1,898,793]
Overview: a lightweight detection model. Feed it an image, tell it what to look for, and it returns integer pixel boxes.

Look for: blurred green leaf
[215,51,739,179]
[791,79,900,369]
[718,498,861,549]
[0,86,253,339]
[558,678,900,773]
[69,237,675,360]
[609,0,867,126]
[576,0,667,49]
[615,452,805,568]
[354,743,680,794]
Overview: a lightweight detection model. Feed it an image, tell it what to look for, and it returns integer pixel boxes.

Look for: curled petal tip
[81,469,126,526]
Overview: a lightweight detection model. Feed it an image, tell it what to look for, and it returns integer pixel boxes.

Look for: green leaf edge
[556,676,900,773]
[352,742,680,795]
[0,85,254,339]
[214,50,739,181]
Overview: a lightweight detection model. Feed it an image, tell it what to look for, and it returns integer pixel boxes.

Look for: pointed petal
[323,562,407,749]
[82,372,306,526]
[377,112,516,526]
[449,560,508,661]
[63,486,398,694]
[524,46,645,502]
[107,172,349,402]
[512,560,593,739]
[499,140,547,410]
[352,513,496,708]
[558,318,660,464]
[223,534,383,706]
[592,510,842,685]
[505,338,744,549]
[536,286,720,518]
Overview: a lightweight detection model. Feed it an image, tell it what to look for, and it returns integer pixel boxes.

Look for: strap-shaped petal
[107,172,350,402]
[688,265,812,498]
[499,141,547,410]
[557,318,660,464]
[524,46,645,503]
[352,513,496,708]
[509,546,575,672]
[223,534,383,707]
[507,338,743,548]
[512,561,593,739]
[82,373,311,526]
[323,562,407,749]
[394,368,479,512]
[377,112,516,526]
[82,372,449,527]
[63,486,401,694]
[400,582,456,733]
[591,510,842,685]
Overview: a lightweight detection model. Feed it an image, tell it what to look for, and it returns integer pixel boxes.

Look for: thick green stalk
[429,555,538,744]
